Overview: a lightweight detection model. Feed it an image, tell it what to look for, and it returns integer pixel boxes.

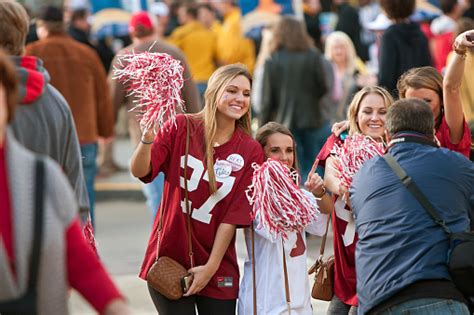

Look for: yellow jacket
[167,21,217,82]
[216,7,255,73]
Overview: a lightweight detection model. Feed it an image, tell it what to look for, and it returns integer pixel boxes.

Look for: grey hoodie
[9,55,90,227]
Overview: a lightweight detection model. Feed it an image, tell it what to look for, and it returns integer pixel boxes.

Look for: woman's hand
[331,120,349,137]
[183,263,218,296]
[305,172,325,197]
[453,30,474,54]
[139,122,156,143]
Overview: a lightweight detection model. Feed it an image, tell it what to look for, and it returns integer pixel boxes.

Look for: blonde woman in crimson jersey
[131,63,264,314]
[238,122,332,315]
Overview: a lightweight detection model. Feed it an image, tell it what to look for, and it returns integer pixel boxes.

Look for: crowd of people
[0,0,473,314]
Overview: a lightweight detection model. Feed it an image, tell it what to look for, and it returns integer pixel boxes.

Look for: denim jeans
[292,121,331,180]
[81,143,98,228]
[142,172,164,218]
[377,298,470,315]
[327,295,357,315]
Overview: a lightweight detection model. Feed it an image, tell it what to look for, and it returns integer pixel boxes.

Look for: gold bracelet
[453,42,467,59]
[314,186,326,198]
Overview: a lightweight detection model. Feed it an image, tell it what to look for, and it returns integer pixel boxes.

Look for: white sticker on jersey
[226,153,245,172]
[214,160,232,178]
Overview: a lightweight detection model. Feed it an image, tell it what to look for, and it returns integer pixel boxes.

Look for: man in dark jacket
[350,98,473,314]
[378,0,432,95]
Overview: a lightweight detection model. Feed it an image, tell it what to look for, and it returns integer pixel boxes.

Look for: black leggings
[148,284,236,315]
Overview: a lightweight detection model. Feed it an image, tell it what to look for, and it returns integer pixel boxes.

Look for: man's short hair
[440,0,458,14]
[380,0,416,20]
[36,5,65,34]
[386,98,434,138]
[0,0,29,55]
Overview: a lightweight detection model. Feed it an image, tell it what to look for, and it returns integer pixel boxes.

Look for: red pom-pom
[332,134,385,188]
[246,159,317,240]
[113,46,185,132]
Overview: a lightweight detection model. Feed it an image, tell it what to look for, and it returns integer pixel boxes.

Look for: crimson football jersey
[139,114,264,299]
[435,115,471,158]
[317,134,358,306]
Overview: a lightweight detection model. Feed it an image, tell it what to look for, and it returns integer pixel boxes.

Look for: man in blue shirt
[350,98,473,314]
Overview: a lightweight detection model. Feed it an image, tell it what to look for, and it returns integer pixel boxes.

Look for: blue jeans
[81,143,98,228]
[377,298,470,315]
[142,172,164,219]
[292,122,331,180]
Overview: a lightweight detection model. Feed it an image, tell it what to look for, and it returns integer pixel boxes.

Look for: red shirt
[139,114,264,299]
[0,144,14,274]
[317,134,358,305]
[436,116,471,158]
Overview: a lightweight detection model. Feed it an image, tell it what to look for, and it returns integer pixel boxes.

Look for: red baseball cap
[129,11,153,34]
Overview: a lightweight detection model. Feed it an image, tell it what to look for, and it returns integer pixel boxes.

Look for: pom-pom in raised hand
[246,159,317,240]
[332,134,385,189]
[113,48,185,132]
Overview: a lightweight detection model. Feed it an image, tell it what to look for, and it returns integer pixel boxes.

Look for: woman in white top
[238,122,333,315]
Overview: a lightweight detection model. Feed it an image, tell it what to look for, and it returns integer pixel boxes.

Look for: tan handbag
[146,115,194,300]
[308,216,335,301]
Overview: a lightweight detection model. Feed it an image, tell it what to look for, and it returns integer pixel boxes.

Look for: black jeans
[148,284,236,315]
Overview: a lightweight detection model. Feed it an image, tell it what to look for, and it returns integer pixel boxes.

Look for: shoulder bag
[308,215,335,301]
[146,115,194,300]
[383,153,474,299]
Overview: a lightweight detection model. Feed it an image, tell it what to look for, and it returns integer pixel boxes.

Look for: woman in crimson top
[396,30,473,159]
[131,64,264,314]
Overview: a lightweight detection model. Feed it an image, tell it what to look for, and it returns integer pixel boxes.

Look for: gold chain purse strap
[155,115,194,267]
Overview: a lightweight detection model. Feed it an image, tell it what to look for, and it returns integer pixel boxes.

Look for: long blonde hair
[198,63,252,194]
[347,86,394,136]
[324,31,357,76]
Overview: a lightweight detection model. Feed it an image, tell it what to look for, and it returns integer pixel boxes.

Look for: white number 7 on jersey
[180,155,236,224]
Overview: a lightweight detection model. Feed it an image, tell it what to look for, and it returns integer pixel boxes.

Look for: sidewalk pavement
[69,137,332,314]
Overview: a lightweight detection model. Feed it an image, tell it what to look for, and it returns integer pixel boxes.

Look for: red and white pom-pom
[332,134,385,188]
[113,47,185,132]
[246,159,317,240]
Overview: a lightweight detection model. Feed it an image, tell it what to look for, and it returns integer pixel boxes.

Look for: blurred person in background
[0,48,130,315]
[463,0,474,19]
[324,31,366,122]
[213,0,256,73]
[150,1,171,38]
[303,0,323,50]
[25,5,115,229]
[378,0,432,95]
[110,11,201,217]
[333,0,367,61]
[260,16,327,179]
[167,3,217,97]
[430,0,468,71]
[197,3,222,34]
[0,0,94,245]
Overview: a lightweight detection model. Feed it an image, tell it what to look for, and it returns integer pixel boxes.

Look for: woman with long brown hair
[131,63,264,314]
[259,16,327,180]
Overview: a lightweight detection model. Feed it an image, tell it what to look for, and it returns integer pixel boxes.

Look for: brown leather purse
[146,115,194,300]
[308,215,335,301]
